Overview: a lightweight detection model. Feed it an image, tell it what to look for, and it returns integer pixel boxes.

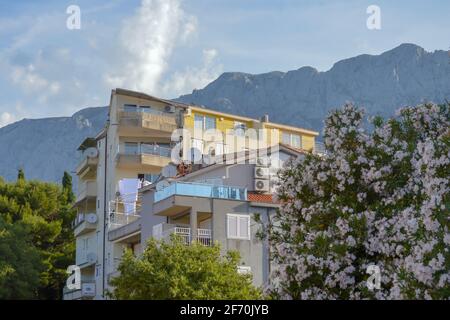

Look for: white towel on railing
[118,178,140,215]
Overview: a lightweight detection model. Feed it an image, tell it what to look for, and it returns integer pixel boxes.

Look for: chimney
[261,114,269,122]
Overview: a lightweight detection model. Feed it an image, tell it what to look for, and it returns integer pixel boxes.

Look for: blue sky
[1,0,449,126]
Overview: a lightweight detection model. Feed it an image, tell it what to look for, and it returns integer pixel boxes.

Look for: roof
[174,146,299,180]
[247,192,278,204]
[189,106,259,123]
[263,122,319,136]
[114,88,189,109]
[77,137,97,151]
[111,88,319,136]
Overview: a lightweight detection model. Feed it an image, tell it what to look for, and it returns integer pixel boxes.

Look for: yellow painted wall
[302,135,315,152]
[276,128,316,151]
[184,110,253,132]
[184,109,316,152]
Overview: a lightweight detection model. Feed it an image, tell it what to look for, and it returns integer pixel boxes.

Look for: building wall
[211,199,265,286]
[72,89,318,299]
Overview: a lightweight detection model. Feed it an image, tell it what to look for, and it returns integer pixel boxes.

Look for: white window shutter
[227,215,238,238]
[227,214,250,240]
[239,216,250,239]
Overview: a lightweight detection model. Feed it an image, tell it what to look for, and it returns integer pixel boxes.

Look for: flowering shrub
[267,103,449,299]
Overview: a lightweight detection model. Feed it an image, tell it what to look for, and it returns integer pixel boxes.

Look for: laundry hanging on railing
[118,178,141,215]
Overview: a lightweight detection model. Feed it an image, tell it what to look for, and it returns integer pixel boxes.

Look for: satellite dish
[86,213,97,224]
[84,147,99,158]
[156,180,170,191]
[162,164,177,178]
[86,252,97,263]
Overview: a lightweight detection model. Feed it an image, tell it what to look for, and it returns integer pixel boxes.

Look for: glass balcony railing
[120,143,172,158]
[154,182,247,203]
[140,144,171,157]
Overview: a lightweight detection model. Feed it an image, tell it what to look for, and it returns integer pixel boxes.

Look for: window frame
[226,213,251,240]
[282,132,302,148]
[194,114,217,130]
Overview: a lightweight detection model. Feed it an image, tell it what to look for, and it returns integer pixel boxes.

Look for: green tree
[0,216,43,299]
[17,168,25,181]
[0,174,76,299]
[61,171,75,204]
[110,237,262,300]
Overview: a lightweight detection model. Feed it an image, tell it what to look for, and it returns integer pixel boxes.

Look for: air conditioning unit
[256,157,270,167]
[254,167,270,179]
[164,105,176,113]
[86,252,97,264]
[81,283,96,297]
[254,179,270,192]
[237,266,252,274]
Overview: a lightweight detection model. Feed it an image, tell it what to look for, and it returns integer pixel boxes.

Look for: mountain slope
[177,43,450,130]
[0,107,108,182]
[0,43,449,183]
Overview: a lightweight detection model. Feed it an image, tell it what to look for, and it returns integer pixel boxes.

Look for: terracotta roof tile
[248,192,278,204]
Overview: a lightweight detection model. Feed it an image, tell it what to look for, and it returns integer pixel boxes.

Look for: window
[227,214,250,240]
[124,104,137,112]
[205,116,216,130]
[282,132,291,145]
[124,142,139,155]
[138,173,159,184]
[234,121,247,136]
[194,115,204,130]
[194,114,216,130]
[282,132,302,148]
[292,134,301,148]
[140,105,151,113]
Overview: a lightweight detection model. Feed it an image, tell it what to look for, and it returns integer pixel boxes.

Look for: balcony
[153,223,212,246]
[76,180,97,203]
[118,111,177,136]
[72,213,97,237]
[154,182,247,203]
[63,282,96,300]
[76,155,98,177]
[109,212,140,230]
[116,144,172,170]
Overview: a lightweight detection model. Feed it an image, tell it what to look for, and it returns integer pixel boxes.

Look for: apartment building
[64,88,319,300]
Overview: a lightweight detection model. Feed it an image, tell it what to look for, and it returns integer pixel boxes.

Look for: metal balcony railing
[154,224,212,246]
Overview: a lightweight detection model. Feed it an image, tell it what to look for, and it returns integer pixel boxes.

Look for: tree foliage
[0,173,75,299]
[110,237,262,300]
[266,103,449,299]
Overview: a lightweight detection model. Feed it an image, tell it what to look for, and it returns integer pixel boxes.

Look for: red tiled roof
[247,192,278,204]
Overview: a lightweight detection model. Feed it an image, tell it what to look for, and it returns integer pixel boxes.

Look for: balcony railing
[154,182,247,203]
[76,180,97,201]
[72,213,86,229]
[108,212,140,230]
[119,143,172,158]
[154,224,212,246]
[118,111,177,133]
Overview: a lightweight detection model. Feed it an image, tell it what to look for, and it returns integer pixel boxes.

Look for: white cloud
[104,0,219,97]
[0,112,17,128]
[162,49,222,97]
[105,0,187,93]
[0,0,223,124]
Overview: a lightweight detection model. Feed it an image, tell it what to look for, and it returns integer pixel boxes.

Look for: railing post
[190,209,197,244]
